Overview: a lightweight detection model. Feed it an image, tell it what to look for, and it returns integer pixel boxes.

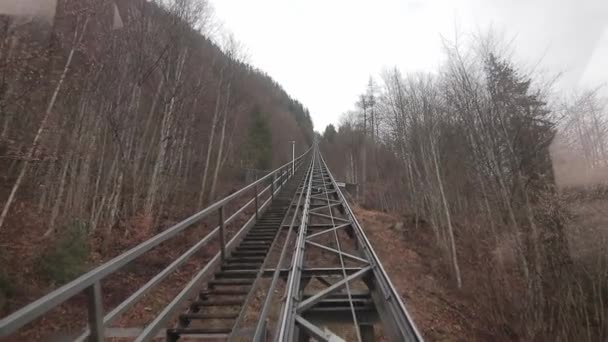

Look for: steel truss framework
[266,146,423,342]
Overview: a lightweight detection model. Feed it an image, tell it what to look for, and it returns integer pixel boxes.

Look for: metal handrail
[0,147,312,341]
[275,145,316,341]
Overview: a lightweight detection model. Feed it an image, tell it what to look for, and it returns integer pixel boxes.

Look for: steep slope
[354,206,488,341]
[0,0,313,329]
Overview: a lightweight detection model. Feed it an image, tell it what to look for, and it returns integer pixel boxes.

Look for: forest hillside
[0,0,313,320]
[321,38,608,341]
[1,1,607,341]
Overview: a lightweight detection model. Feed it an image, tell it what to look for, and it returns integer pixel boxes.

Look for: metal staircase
[167,170,305,341]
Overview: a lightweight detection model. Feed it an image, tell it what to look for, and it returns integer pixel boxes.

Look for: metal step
[240,240,271,244]
[226,257,265,263]
[168,327,232,335]
[215,270,258,278]
[208,279,253,287]
[239,240,271,245]
[221,262,261,268]
[191,299,243,307]
[243,238,274,242]
[166,167,307,341]
[179,312,239,320]
[232,251,267,257]
[235,248,269,253]
[222,264,260,271]
[202,289,250,296]
[233,247,268,252]
[243,236,275,241]
[236,245,269,250]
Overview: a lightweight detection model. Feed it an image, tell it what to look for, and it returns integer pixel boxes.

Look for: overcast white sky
[211,0,608,131]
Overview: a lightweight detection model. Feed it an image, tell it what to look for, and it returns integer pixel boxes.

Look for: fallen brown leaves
[354,205,484,342]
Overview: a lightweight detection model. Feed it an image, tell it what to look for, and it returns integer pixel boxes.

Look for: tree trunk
[144,48,187,218]
[0,17,89,231]
[198,68,224,207]
[209,82,231,202]
[431,138,462,288]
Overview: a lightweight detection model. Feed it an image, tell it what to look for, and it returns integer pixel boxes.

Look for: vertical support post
[219,206,226,261]
[271,173,275,200]
[282,168,286,186]
[261,319,268,342]
[86,281,104,342]
[296,326,308,342]
[359,324,375,342]
[254,184,259,220]
[292,140,295,176]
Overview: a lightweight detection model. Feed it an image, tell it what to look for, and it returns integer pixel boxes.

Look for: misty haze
[0,1,607,341]
[0,0,56,23]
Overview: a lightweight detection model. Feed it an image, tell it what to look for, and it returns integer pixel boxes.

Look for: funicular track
[268,148,423,342]
[0,144,422,342]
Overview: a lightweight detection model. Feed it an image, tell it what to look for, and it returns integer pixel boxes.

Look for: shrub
[39,221,89,285]
[0,270,14,311]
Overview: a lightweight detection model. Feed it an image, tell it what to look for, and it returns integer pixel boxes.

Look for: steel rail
[318,152,424,341]
[315,157,363,342]
[0,147,311,340]
[275,147,316,341]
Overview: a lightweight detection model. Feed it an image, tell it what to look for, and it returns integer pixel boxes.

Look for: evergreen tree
[246,106,273,170]
[323,124,337,143]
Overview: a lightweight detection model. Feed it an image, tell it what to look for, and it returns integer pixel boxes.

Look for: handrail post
[271,174,275,200]
[281,168,285,187]
[86,282,104,342]
[219,206,226,262]
[263,319,268,341]
[254,184,259,221]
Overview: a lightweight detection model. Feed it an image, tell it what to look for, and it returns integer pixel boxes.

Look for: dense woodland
[1,1,607,341]
[321,38,608,340]
[0,0,312,311]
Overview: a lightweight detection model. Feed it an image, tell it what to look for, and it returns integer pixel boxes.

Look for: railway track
[0,144,422,341]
